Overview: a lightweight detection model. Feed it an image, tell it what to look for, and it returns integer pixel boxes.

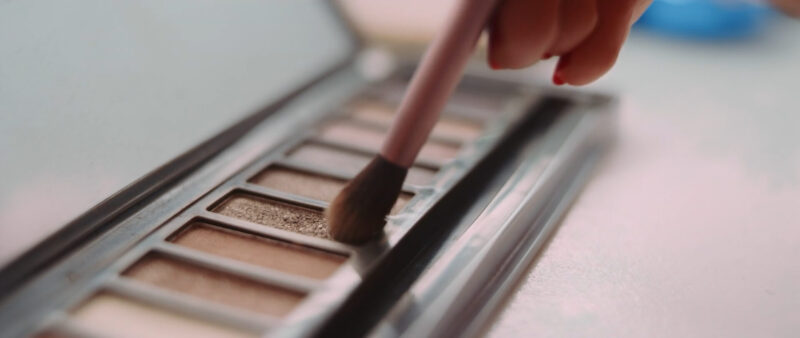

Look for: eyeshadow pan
[348,100,483,142]
[376,81,509,113]
[318,121,460,163]
[450,90,507,113]
[287,143,368,174]
[72,293,254,338]
[213,193,329,238]
[124,255,304,317]
[171,223,345,280]
[431,118,484,143]
[249,166,413,214]
[348,100,395,125]
[286,143,437,186]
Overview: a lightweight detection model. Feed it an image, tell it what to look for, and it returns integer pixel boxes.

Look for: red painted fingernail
[557,53,571,69]
[553,54,570,85]
[542,53,552,60]
[552,71,564,86]
[489,58,501,70]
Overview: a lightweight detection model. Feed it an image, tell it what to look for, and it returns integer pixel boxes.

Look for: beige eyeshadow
[171,223,345,280]
[287,143,368,174]
[318,121,460,162]
[318,121,383,148]
[451,90,507,113]
[348,100,396,125]
[249,166,412,214]
[213,193,329,238]
[286,143,437,186]
[432,118,483,143]
[124,256,304,317]
[71,293,254,338]
[349,100,483,142]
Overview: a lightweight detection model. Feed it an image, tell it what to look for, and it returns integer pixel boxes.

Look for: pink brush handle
[380,0,500,168]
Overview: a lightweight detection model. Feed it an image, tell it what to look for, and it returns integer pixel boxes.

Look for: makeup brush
[327,0,500,244]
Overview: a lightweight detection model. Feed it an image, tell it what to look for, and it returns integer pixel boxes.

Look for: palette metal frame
[0,57,614,338]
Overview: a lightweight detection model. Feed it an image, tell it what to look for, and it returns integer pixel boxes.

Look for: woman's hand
[488,0,652,85]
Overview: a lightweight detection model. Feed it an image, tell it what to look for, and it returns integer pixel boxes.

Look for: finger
[489,0,560,69]
[547,0,598,56]
[554,0,642,85]
[771,0,800,17]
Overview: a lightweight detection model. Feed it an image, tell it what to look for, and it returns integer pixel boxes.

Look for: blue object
[635,0,772,39]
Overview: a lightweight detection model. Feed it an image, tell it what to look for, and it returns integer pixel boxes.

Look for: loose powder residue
[213,193,329,239]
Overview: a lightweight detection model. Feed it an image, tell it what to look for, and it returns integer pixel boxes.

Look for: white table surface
[488,17,800,338]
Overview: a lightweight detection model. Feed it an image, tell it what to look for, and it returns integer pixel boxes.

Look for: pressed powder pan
[170,223,345,280]
[347,98,484,142]
[317,120,461,164]
[248,165,413,213]
[124,254,305,317]
[72,293,256,338]
[285,142,438,186]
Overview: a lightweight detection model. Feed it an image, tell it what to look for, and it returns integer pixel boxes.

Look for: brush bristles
[326,156,407,244]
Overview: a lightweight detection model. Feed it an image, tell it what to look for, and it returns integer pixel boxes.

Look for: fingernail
[489,58,502,70]
[556,53,571,70]
[542,53,552,60]
[552,71,564,86]
[553,54,570,85]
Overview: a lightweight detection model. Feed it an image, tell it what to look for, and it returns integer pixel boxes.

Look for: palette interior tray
[0,67,613,338]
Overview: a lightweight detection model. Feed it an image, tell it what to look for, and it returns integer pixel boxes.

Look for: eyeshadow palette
[0,1,622,337]
[0,64,613,337]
